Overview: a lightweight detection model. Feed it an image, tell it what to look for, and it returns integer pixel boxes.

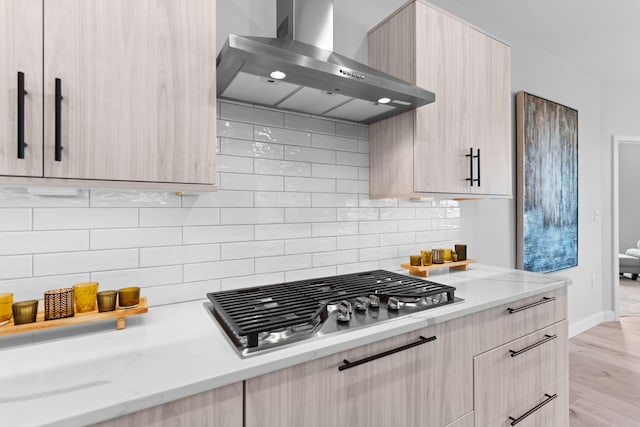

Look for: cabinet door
[0,0,43,177]
[469,30,511,196]
[43,0,216,185]
[414,3,471,194]
[245,318,472,427]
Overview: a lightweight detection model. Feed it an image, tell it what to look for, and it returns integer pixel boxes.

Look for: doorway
[612,135,640,318]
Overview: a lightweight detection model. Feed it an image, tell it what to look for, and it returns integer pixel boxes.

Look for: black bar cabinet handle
[508,393,557,426]
[54,78,63,161]
[474,148,481,186]
[465,147,474,186]
[338,335,436,371]
[17,72,28,159]
[509,334,557,357]
[507,296,555,314]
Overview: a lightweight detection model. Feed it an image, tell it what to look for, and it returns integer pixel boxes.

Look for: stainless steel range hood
[216,0,435,124]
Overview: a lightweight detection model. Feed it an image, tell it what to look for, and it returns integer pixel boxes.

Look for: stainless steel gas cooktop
[206,270,462,357]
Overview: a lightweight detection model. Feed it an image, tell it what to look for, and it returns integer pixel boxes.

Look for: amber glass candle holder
[409,255,422,266]
[97,290,117,312]
[44,288,74,320]
[12,300,39,325]
[118,287,140,308]
[73,282,99,313]
[421,250,432,266]
[443,248,452,261]
[455,244,467,261]
[0,293,13,324]
[432,249,445,264]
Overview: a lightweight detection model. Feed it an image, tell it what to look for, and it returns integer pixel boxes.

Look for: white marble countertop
[0,264,569,427]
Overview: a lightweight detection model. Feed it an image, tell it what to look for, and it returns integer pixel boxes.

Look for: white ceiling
[449,0,640,82]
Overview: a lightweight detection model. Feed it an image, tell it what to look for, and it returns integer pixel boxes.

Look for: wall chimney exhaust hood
[216,0,435,124]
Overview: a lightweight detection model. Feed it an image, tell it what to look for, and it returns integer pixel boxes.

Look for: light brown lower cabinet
[245,317,473,427]
[91,382,242,427]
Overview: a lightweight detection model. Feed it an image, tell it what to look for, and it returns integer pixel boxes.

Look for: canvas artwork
[516,92,578,273]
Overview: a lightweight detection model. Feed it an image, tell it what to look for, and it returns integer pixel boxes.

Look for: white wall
[619,144,640,253]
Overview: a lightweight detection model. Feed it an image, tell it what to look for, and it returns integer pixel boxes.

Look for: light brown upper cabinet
[368,0,511,198]
[1,0,217,191]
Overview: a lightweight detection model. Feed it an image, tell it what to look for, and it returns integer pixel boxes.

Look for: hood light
[270,70,286,80]
[377,97,391,104]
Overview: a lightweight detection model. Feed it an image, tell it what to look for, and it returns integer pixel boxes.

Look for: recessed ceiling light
[377,97,391,104]
[270,70,286,80]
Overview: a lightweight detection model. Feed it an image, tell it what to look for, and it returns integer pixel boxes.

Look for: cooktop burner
[206,270,461,357]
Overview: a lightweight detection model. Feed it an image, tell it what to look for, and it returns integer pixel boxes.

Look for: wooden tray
[401,259,475,277]
[0,297,148,337]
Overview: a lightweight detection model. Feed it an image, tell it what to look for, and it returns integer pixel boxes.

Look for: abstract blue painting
[516,92,578,273]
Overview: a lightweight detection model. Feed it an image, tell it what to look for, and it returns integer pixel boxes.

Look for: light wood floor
[570,317,640,426]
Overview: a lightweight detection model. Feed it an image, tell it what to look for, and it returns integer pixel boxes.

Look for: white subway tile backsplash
[312,250,358,267]
[0,230,88,255]
[285,266,336,282]
[183,225,253,244]
[0,102,461,305]
[139,208,220,227]
[255,223,311,240]
[336,208,378,222]
[254,192,310,207]
[33,208,138,230]
[285,177,335,193]
[91,228,181,250]
[221,240,284,260]
[34,249,139,276]
[254,126,311,147]
[217,155,254,173]
[359,221,398,234]
[220,138,284,159]
[285,237,336,254]
[182,191,254,208]
[254,159,311,176]
[0,274,90,301]
[335,122,368,140]
[312,164,359,180]
[285,208,336,223]
[140,244,220,267]
[0,188,89,208]
[221,272,285,291]
[0,209,31,231]
[284,114,335,135]
[220,102,283,127]
[220,173,283,191]
[312,193,358,207]
[336,180,369,194]
[184,259,253,282]
[217,119,254,140]
[336,151,369,167]
[337,234,380,249]
[220,208,284,225]
[285,146,336,164]
[91,265,183,288]
[312,134,359,152]
[90,190,181,207]
[255,254,311,274]
[0,255,32,280]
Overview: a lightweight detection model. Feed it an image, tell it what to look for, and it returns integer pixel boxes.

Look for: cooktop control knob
[368,294,380,308]
[337,300,352,322]
[388,296,400,310]
[355,296,369,311]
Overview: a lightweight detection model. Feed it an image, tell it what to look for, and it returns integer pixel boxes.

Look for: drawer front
[471,288,567,355]
[474,321,568,426]
[481,376,569,427]
[246,317,472,427]
[445,411,474,427]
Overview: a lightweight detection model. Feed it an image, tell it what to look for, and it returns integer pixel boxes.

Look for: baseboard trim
[569,311,616,338]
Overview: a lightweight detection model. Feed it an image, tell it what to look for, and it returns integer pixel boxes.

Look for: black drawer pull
[508,393,557,425]
[507,296,555,314]
[17,71,28,159]
[465,147,474,187]
[509,334,557,357]
[474,148,481,187]
[338,335,436,371]
[54,78,64,161]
